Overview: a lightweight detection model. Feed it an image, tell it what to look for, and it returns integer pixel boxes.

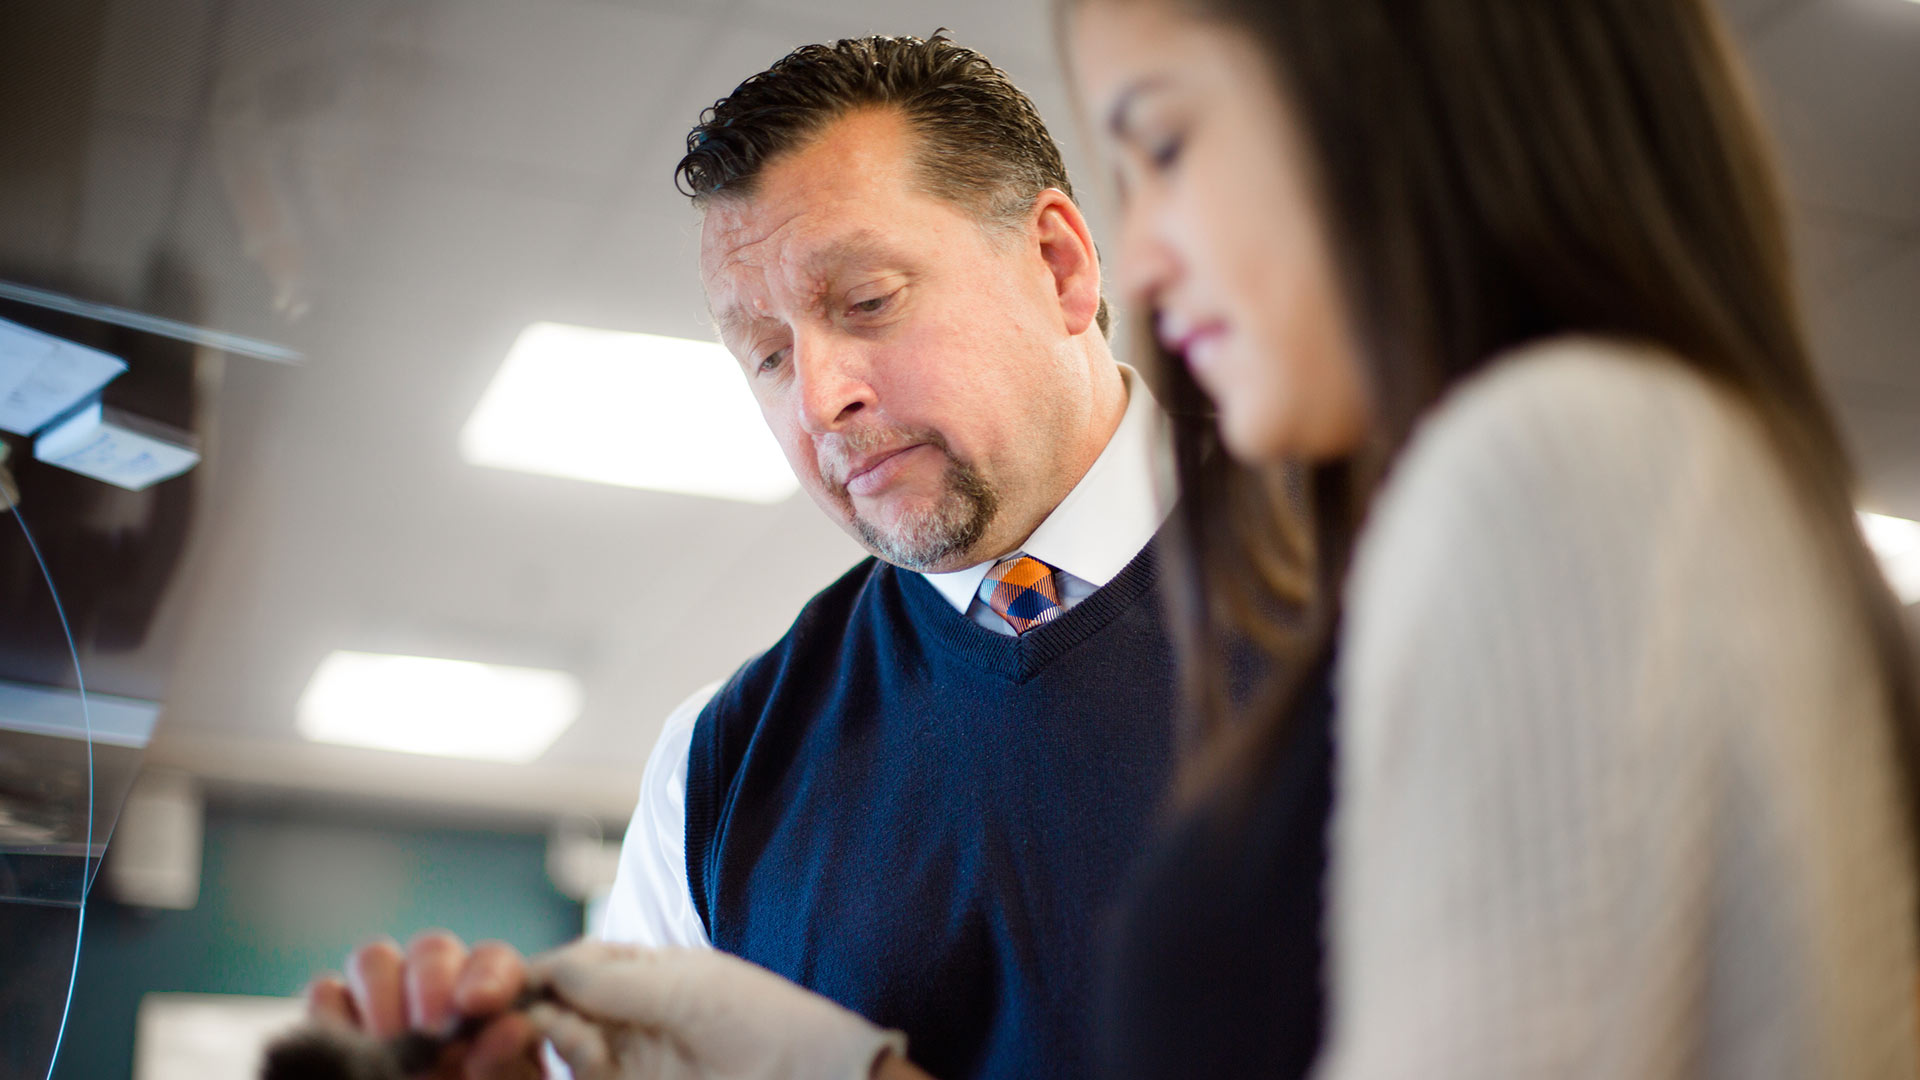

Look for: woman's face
[1071,2,1370,463]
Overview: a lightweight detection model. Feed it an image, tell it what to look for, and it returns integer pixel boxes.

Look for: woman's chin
[1216,410,1293,466]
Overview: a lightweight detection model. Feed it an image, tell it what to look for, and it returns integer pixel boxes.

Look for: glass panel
[0,682,157,904]
[0,489,154,1078]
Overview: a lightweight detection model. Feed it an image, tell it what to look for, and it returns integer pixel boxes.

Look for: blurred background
[0,0,1915,1076]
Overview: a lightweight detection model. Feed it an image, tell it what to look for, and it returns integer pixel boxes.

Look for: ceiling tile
[1810,239,1920,390]
[1715,0,1805,37]
[381,0,712,185]
[92,0,218,123]
[1741,0,1920,227]
[71,117,194,292]
[1792,204,1912,299]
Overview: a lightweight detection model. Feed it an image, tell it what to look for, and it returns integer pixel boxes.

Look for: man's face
[702,109,1103,572]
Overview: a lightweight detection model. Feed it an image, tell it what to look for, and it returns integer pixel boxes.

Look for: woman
[526,1,1920,1076]
[1067,1,1920,1076]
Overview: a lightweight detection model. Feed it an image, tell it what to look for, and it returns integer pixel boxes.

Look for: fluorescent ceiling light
[1858,511,1920,606]
[461,323,798,504]
[296,651,582,762]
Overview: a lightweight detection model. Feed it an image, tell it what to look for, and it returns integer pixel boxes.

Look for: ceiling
[2,0,1916,826]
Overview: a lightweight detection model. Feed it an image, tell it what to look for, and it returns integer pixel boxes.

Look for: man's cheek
[786,447,820,491]
[765,422,807,474]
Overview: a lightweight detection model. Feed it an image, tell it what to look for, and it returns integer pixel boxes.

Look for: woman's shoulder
[1341,336,1820,800]
[1393,335,1757,494]
[1346,334,1803,676]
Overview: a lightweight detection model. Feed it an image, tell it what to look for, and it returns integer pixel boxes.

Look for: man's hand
[524,941,911,1080]
[305,931,544,1080]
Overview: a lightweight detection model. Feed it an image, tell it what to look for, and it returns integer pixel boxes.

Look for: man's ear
[1030,189,1103,337]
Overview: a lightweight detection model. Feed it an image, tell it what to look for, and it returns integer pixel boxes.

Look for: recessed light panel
[296,651,582,762]
[1858,511,1920,605]
[461,323,798,504]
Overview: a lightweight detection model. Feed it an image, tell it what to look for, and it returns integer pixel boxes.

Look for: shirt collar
[920,363,1176,614]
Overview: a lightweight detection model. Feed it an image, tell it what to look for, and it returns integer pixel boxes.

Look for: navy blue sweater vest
[685,540,1176,1080]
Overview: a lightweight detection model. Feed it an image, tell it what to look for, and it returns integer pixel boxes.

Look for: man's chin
[819,456,997,572]
[851,508,989,573]
[885,546,985,575]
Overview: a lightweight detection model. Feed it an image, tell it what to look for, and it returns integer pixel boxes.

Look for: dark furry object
[259,1025,414,1080]
[261,999,536,1080]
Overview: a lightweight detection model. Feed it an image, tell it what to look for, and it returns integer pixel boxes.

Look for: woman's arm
[1316,345,1768,1077]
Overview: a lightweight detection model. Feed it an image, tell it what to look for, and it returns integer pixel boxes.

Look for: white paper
[34,414,200,491]
[34,399,103,458]
[134,993,305,1080]
[0,316,128,435]
[0,319,57,405]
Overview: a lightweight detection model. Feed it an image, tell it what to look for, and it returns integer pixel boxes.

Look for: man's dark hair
[677,32,1108,334]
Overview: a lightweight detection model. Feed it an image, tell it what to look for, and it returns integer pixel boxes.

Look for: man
[310,34,1180,1080]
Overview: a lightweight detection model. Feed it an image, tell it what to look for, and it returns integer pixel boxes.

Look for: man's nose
[792,333,876,434]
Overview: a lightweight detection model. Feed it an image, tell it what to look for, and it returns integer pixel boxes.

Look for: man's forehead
[697,109,954,278]
[704,210,902,280]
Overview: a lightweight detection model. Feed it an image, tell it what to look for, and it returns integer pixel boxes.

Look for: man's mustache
[816,426,954,492]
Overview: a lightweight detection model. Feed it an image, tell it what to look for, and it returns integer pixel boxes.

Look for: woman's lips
[1168,324,1228,379]
[845,443,928,498]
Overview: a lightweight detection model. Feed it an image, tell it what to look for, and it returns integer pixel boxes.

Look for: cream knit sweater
[1316,338,1919,1078]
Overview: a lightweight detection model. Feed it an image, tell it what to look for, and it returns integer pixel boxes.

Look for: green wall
[45,799,584,1080]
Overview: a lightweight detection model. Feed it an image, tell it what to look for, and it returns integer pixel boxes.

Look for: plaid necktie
[984,554,1064,635]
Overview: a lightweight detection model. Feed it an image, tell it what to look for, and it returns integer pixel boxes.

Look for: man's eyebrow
[712,305,757,346]
[797,229,903,276]
[711,230,910,346]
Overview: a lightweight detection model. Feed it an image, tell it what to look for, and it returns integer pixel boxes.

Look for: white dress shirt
[601,363,1175,948]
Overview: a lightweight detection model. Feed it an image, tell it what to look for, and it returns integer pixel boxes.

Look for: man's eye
[849,292,894,316]
[758,348,787,373]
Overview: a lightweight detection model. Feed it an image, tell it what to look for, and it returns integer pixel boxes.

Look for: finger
[538,946,706,1027]
[344,938,409,1039]
[523,939,642,990]
[304,974,361,1027]
[405,930,469,1033]
[464,1011,543,1080]
[454,940,528,1018]
[525,1003,613,1080]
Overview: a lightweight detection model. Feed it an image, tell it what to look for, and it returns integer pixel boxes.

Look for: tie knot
[984,554,1063,635]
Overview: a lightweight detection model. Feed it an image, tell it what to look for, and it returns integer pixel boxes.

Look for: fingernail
[458,971,499,1003]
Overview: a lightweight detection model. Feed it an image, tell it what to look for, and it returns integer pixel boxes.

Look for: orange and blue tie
[984,554,1063,635]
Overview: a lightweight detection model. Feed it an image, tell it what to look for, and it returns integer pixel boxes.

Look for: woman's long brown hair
[1091,0,1920,865]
